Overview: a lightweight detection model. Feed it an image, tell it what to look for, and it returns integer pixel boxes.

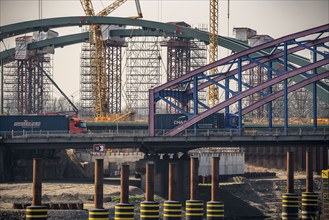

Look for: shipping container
[155,113,238,130]
[0,115,70,132]
[0,115,87,134]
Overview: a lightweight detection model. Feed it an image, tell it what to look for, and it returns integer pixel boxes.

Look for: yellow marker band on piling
[301,203,318,206]
[164,209,181,212]
[89,212,109,215]
[206,214,224,217]
[114,218,134,220]
[282,205,299,207]
[26,209,47,212]
[163,214,182,217]
[89,218,109,220]
[115,206,134,209]
[141,204,159,207]
[207,204,224,207]
[186,208,203,211]
[186,203,203,206]
[282,200,299,203]
[140,215,160,218]
[164,203,181,207]
[140,210,159,213]
[282,196,299,199]
[186,213,204,216]
[114,212,134,214]
[26,215,48,218]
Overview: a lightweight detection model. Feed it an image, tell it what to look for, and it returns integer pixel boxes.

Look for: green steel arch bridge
[0,17,328,104]
[0,17,328,137]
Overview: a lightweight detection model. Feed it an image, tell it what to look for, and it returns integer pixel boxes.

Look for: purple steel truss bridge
[149,24,329,136]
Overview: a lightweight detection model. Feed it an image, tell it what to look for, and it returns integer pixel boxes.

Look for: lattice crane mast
[209,0,219,107]
[80,0,142,118]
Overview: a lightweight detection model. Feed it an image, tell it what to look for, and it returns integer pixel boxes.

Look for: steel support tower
[160,38,191,113]
[125,37,161,116]
[3,55,53,115]
[106,40,127,114]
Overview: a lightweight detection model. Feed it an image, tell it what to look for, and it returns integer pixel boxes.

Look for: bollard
[88,208,109,220]
[115,203,134,220]
[88,159,108,220]
[26,205,47,220]
[186,200,204,220]
[206,201,224,220]
[26,158,47,220]
[163,200,182,220]
[282,193,299,220]
[140,162,160,220]
[301,192,318,219]
[140,201,160,220]
[115,164,134,220]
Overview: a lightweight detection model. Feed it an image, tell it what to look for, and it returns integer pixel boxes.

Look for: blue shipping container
[0,115,70,132]
[155,113,225,130]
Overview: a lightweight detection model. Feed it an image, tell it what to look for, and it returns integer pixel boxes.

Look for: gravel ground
[0,169,323,219]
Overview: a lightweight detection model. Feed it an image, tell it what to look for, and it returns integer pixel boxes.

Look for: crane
[80,0,142,118]
[209,0,219,107]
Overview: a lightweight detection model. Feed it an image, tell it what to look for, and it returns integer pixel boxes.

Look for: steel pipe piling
[282,152,299,220]
[207,156,224,220]
[115,164,134,220]
[141,162,159,220]
[164,163,182,220]
[89,159,109,220]
[186,157,203,220]
[26,158,47,220]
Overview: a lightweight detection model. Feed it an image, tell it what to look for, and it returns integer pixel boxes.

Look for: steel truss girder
[164,59,328,136]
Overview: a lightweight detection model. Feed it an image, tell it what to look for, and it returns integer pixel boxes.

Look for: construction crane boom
[98,0,127,16]
[80,0,95,16]
[209,0,219,107]
[80,0,143,118]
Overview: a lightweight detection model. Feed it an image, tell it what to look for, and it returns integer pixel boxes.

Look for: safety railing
[0,127,328,139]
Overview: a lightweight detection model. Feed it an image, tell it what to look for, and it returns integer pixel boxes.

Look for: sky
[0,0,328,100]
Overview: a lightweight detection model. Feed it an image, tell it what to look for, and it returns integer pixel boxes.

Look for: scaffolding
[190,24,208,113]
[80,26,128,117]
[80,28,94,116]
[125,36,161,116]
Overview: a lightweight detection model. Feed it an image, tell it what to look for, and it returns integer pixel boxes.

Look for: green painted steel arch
[0,17,328,103]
